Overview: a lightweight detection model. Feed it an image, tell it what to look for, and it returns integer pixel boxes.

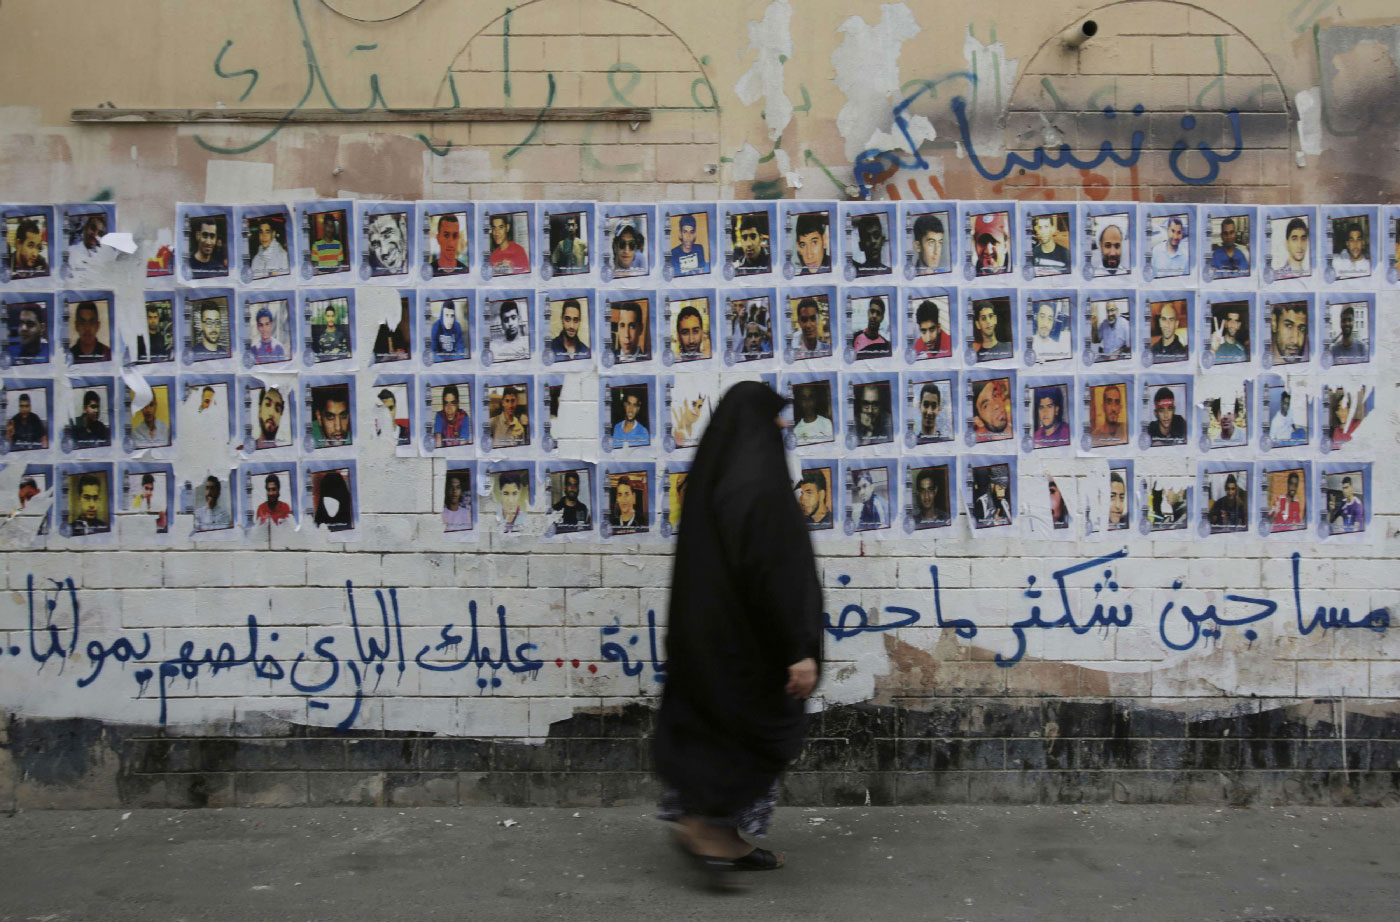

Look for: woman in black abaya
[653,380,824,883]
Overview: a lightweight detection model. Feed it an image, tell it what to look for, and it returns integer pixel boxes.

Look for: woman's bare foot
[678,816,752,859]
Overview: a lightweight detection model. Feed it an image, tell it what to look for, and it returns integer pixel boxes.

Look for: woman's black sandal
[732,847,784,870]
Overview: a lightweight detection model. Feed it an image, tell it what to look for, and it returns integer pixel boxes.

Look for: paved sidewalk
[0,805,1388,921]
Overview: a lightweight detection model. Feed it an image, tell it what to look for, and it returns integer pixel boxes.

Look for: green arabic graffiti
[197,0,459,156]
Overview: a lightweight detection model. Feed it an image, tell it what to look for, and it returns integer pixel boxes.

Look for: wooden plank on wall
[71,107,652,124]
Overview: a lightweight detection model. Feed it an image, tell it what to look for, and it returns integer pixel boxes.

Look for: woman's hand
[786,658,818,699]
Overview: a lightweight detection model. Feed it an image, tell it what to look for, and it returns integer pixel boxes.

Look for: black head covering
[654,380,823,816]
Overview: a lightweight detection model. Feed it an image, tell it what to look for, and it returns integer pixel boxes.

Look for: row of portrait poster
[1,455,1371,545]
[8,200,1400,289]
[0,285,1382,375]
[0,369,1376,460]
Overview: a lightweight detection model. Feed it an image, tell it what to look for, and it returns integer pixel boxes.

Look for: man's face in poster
[16,394,32,421]
[614,227,640,269]
[1287,473,1299,499]
[976,305,998,342]
[1220,219,1237,251]
[678,310,704,354]
[1038,394,1058,430]
[257,311,275,344]
[623,392,641,423]
[796,227,824,269]
[259,389,284,440]
[797,302,819,346]
[18,479,39,506]
[266,476,282,508]
[1034,216,1055,249]
[975,232,1006,270]
[436,216,462,265]
[1272,306,1308,359]
[615,480,635,518]
[796,480,821,518]
[201,307,222,349]
[194,221,218,262]
[318,396,349,441]
[500,303,521,341]
[617,305,642,354]
[1167,217,1184,252]
[865,299,885,338]
[920,387,940,434]
[80,483,101,520]
[490,216,510,249]
[858,218,885,264]
[1286,222,1309,266]
[1099,225,1122,269]
[257,221,276,252]
[918,228,943,268]
[857,386,881,433]
[564,472,580,505]
[1104,301,1119,326]
[678,219,697,254]
[83,393,100,425]
[17,308,43,350]
[1157,303,1179,343]
[141,400,157,428]
[147,307,161,337]
[1339,307,1354,342]
[75,305,100,350]
[441,388,460,423]
[445,475,463,510]
[919,311,942,349]
[1156,395,1176,430]
[916,473,938,516]
[1346,228,1365,262]
[367,214,407,271]
[739,220,763,261]
[1109,478,1127,523]
[744,321,764,353]
[500,479,523,520]
[83,215,106,250]
[1036,303,1055,338]
[561,303,581,344]
[15,228,43,269]
[500,389,518,419]
[976,380,1008,432]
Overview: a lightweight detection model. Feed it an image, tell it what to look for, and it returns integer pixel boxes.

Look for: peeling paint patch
[734,0,794,143]
[1296,87,1323,157]
[731,142,762,181]
[831,3,921,162]
[864,113,936,156]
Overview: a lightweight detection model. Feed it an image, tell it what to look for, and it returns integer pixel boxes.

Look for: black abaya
[653,381,824,820]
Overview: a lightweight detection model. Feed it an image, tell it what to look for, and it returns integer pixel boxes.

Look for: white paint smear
[960,32,1019,159]
[733,0,794,142]
[1295,86,1323,157]
[205,160,275,203]
[831,3,921,162]
[731,142,762,181]
[863,114,937,155]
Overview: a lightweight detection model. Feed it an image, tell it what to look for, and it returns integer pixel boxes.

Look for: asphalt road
[0,805,1391,921]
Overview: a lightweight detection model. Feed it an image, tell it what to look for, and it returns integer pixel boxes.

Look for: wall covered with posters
[1,0,1399,808]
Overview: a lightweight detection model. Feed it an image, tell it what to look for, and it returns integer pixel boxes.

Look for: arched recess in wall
[429,0,721,196]
[1005,1,1293,201]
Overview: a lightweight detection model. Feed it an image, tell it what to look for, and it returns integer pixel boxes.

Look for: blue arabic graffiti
[3,552,1390,732]
[851,81,1247,197]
